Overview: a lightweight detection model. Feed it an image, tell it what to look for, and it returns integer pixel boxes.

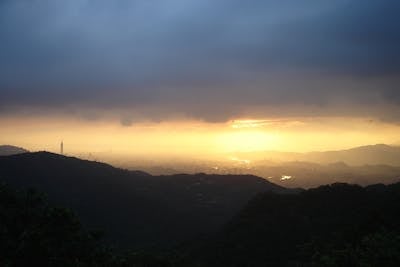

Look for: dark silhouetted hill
[0,152,286,249]
[0,145,28,156]
[194,182,400,266]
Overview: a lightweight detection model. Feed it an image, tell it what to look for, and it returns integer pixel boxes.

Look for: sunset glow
[1,1,400,265]
[1,114,400,159]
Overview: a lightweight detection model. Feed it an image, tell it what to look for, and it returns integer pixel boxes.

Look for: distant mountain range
[0,145,28,156]
[0,151,287,249]
[136,160,400,189]
[234,144,400,166]
[250,160,400,188]
[3,144,400,190]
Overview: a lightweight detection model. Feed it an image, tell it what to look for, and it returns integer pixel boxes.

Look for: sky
[1,1,400,155]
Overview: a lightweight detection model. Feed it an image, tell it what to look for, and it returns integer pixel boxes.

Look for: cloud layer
[1,0,399,123]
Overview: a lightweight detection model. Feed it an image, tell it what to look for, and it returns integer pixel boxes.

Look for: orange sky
[1,115,400,158]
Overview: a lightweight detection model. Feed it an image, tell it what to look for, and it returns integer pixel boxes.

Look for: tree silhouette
[0,183,114,266]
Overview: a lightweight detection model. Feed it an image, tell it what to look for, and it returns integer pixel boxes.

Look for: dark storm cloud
[0,0,399,122]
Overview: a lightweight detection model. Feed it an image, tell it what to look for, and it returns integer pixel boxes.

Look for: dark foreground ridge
[1,152,400,266]
[0,151,286,249]
[193,182,400,266]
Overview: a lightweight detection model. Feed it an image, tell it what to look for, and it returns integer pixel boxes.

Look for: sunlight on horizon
[1,115,400,158]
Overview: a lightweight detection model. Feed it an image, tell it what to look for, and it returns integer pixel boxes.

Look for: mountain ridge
[0,151,286,249]
[193,181,400,266]
[234,143,400,166]
[0,145,29,156]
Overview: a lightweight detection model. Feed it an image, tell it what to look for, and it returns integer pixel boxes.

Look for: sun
[216,130,280,152]
[214,119,281,152]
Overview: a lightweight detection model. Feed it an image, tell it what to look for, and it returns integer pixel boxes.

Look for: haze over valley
[1,0,400,266]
